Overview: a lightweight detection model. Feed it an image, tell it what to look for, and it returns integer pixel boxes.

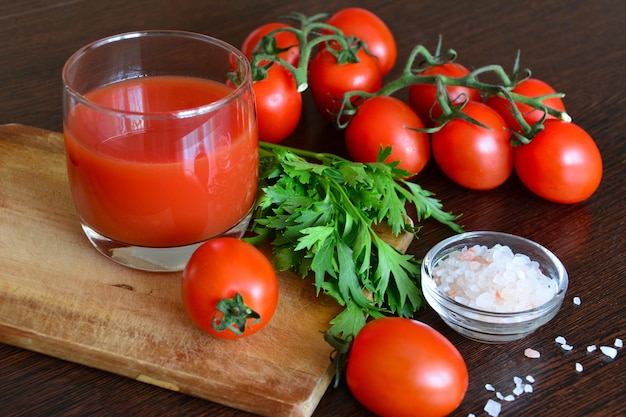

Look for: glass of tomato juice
[62,31,259,272]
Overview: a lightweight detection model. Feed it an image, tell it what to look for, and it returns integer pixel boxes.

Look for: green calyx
[248,12,371,92]
[212,292,261,335]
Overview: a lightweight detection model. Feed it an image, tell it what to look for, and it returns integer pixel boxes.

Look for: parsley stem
[259,141,350,165]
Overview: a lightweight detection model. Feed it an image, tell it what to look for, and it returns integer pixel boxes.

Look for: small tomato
[182,237,279,339]
[345,95,430,177]
[347,317,469,417]
[432,101,513,190]
[408,63,481,127]
[308,47,382,123]
[514,120,602,204]
[241,22,300,67]
[253,63,302,143]
[486,78,566,132]
[324,7,397,76]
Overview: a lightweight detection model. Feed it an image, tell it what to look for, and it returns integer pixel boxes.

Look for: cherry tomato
[241,22,300,67]
[253,63,302,143]
[324,7,397,76]
[347,317,468,417]
[182,237,279,339]
[345,96,430,177]
[514,120,602,204]
[432,101,513,190]
[308,47,382,122]
[486,78,566,132]
[408,63,481,127]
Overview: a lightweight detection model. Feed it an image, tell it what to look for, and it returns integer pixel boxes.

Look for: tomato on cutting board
[181,237,279,339]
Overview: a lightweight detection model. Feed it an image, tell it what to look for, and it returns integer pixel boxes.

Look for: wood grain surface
[1,1,624,416]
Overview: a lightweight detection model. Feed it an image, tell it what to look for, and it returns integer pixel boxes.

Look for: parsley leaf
[246,143,462,339]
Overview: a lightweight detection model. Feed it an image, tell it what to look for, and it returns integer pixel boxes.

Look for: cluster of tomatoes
[180,9,603,417]
[241,7,603,205]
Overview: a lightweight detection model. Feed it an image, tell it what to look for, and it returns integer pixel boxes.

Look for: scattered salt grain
[485,383,495,391]
[575,362,584,372]
[525,375,535,383]
[573,296,581,305]
[555,336,573,350]
[432,244,556,312]
[524,347,541,358]
[503,394,516,402]
[524,384,533,393]
[587,345,597,352]
[615,338,623,348]
[600,346,618,359]
[484,399,502,417]
[468,414,476,417]
[496,392,504,400]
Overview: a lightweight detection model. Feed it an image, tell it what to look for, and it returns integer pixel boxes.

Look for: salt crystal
[484,399,502,417]
[526,375,535,383]
[496,392,504,400]
[615,338,623,348]
[600,346,618,359]
[573,296,581,305]
[503,394,516,402]
[513,385,524,396]
[524,384,533,393]
[524,348,541,358]
[561,343,574,351]
[513,376,523,386]
[555,336,567,345]
[485,383,495,391]
[587,345,597,352]
[468,414,476,417]
[575,362,583,372]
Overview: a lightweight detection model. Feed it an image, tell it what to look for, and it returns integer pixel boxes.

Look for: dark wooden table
[1,1,624,416]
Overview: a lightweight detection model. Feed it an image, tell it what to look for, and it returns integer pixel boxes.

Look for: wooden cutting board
[0,124,413,417]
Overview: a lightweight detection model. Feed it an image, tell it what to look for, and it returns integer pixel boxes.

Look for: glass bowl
[421,231,568,343]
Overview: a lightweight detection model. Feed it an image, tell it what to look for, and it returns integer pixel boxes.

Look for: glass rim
[62,30,252,120]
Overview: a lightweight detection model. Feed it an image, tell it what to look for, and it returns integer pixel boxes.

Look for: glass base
[81,213,253,272]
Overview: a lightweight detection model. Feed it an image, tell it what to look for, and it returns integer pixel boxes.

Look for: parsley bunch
[246,143,462,339]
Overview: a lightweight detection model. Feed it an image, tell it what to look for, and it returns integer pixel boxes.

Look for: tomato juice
[64,75,258,247]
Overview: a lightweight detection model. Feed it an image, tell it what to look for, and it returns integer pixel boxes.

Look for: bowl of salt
[421,231,568,343]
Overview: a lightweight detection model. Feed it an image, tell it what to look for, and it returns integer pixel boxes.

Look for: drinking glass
[63,31,258,272]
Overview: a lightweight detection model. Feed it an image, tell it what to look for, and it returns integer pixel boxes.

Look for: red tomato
[308,47,382,122]
[253,63,302,143]
[345,96,430,177]
[241,22,300,67]
[347,318,468,417]
[514,120,602,203]
[325,7,397,76]
[408,63,481,127]
[432,101,513,190]
[486,78,566,132]
[181,237,279,339]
